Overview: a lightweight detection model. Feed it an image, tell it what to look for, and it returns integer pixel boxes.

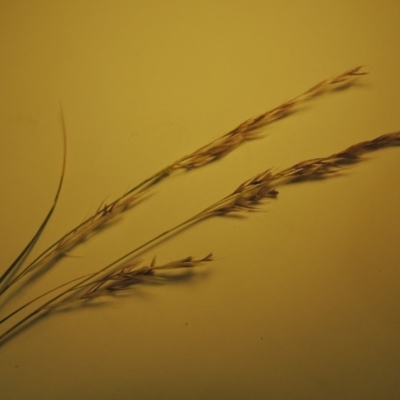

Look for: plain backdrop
[1,1,399,399]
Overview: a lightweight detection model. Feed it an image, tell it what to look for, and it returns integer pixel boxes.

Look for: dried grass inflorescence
[199,131,400,217]
[69,253,213,303]
[172,67,367,170]
[273,131,400,180]
[55,191,144,255]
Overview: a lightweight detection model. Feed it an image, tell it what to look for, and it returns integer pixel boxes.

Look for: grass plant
[2,66,398,345]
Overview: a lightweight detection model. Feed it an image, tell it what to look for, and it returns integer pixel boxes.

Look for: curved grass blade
[0,105,67,291]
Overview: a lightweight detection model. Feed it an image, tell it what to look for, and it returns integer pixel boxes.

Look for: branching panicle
[173,67,367,170]
[63,253,213,304]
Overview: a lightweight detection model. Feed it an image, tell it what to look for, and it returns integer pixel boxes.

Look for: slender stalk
[0,273,92,326]
[0,67,366,297]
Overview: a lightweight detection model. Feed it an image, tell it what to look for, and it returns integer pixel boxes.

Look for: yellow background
[1,1,399,399]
